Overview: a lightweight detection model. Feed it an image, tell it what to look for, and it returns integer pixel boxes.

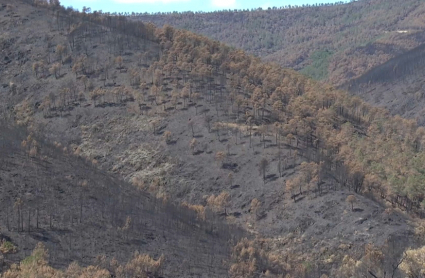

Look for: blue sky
[60,0,345,14]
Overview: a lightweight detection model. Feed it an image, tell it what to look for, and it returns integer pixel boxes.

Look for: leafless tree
[259,158,269,182]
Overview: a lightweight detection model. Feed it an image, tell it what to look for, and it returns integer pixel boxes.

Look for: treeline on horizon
[58,1,352,16]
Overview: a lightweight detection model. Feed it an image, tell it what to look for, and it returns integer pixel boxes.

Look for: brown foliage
[163,130,172,144]
[181,202,206,220]
[115,56,123,69]
[215,151,227,167]
[0,240,17,255]
[207,191,230,214]
[230,238,286,278]
[250,198,261,219]
[189,138,198,154]
[346,195,356,211]
[2,242,164,278]
[49,63,61,79]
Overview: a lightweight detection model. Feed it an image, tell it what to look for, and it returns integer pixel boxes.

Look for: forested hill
[132,0,425,85]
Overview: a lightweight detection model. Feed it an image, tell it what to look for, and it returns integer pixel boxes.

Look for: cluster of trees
[285,162,322,202]
[134,0,425,84]
[229,234,425,277]
[2,243,164,278]
[330,238,424,278]
[229,238,285,277]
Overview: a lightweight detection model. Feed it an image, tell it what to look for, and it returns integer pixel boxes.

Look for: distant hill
[132,0,425,85]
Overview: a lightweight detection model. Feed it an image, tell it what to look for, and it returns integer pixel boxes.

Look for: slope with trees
[2,0,425,277]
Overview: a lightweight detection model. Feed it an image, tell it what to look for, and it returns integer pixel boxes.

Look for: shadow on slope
[0,123,244,277]
[342,39,425,124]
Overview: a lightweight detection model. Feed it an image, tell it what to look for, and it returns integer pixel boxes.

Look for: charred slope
[0,1,424,277]
[343,41,425,124]
[0,124,243,277]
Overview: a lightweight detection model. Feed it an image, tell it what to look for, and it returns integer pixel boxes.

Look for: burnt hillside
[343,41,425,125]
[1,0,425,277]
[0,123,243,277]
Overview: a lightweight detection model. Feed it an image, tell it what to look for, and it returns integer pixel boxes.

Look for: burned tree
[259,158,269,182]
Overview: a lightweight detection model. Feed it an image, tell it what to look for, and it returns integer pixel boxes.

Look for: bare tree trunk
[6,208,10,231]
[17,208,20,232]
[28,210,31,233]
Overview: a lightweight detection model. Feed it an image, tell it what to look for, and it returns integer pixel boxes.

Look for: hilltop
[132,0,425,85]
[1,0,425,277]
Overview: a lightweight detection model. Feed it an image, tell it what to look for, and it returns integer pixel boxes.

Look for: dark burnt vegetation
[0,123,243,277]
[346,43,425,89]
[342,41,425,125]
[2,1,425,277]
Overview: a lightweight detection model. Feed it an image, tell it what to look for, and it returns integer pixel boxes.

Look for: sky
[60,0,345,14]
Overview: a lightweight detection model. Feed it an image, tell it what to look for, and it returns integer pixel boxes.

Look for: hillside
[0,1,241,277]
[0,124,240,277]
[132,0,425,85]
[343,42,425,125]
[1,0,425,277]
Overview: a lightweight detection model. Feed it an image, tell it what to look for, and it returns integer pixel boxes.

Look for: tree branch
[368,270,378,278]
